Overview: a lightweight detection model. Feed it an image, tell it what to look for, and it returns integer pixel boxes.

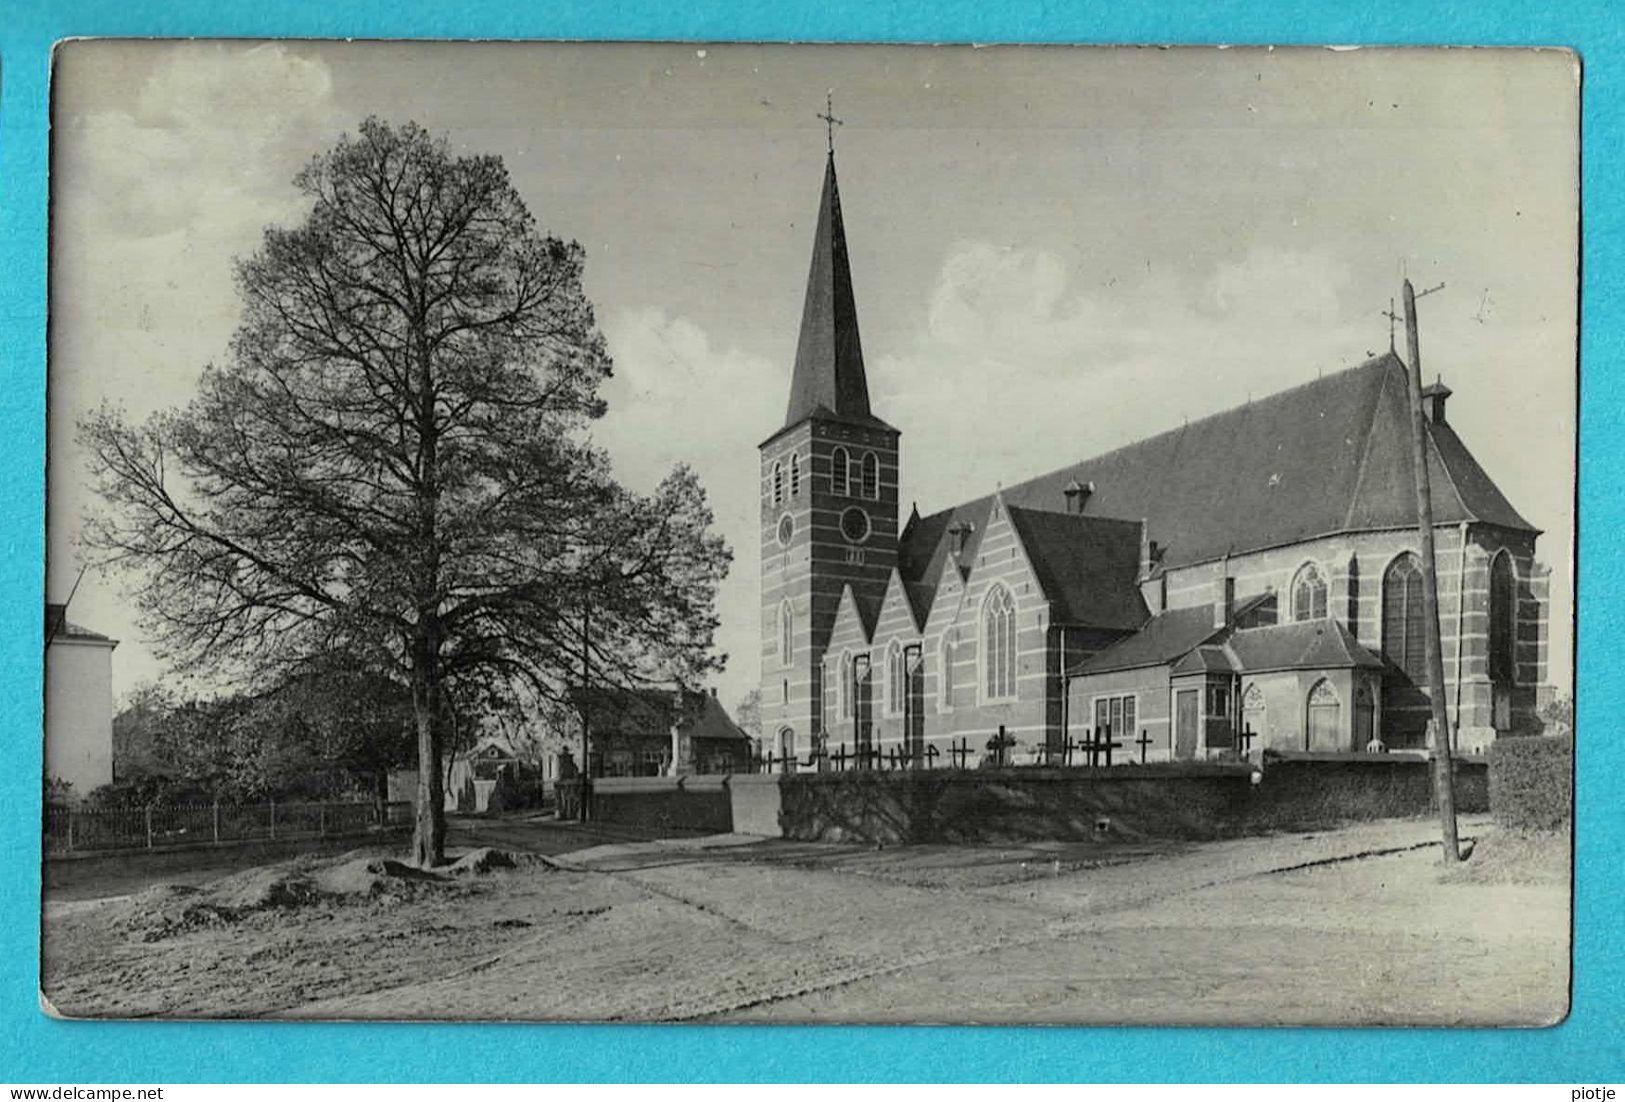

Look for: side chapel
[758,150,1551,768]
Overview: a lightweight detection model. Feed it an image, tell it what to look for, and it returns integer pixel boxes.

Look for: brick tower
[759,151,899,766]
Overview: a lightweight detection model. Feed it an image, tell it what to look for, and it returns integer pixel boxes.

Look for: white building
[45,603,117,797]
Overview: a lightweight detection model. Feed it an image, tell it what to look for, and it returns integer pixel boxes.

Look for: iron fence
[43,799,413,856]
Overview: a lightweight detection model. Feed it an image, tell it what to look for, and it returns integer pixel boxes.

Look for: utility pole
[579,605,592,823]
[1401,276,1460,863]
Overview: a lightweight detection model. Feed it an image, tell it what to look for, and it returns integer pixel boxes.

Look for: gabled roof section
[1076,604,1227,675]
[780,155,894,435]
[1004,506,1149,631]
[688,692,753,743]
[878,567,928,635]
[832,580,882,644]
[899,354,1535,581]
[567,686,749,741]
[45,602,116,646]
[1223,619,1384,674]
[1171,645,1237,676]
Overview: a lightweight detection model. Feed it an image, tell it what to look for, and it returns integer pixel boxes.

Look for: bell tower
[759,148,899,765]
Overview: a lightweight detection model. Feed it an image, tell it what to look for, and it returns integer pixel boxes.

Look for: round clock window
[839,506,871,544]
[776,515,795,547]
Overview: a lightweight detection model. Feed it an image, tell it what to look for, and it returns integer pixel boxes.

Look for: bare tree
[81,119,731,865]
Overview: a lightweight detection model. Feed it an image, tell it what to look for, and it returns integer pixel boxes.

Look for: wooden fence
[43,799,413,855]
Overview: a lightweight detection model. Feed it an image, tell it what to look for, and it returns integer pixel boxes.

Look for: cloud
[596,307,783,707]
[59,43,340,244]
[876,239,1374,516]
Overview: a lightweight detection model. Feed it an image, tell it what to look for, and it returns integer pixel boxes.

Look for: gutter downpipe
[1454,521,1469,748]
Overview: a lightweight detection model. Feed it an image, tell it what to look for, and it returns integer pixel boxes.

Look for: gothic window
[839,651,853,720]
[777,728,796,774]
[1489,551,1517,683]
[790,454,801,497]
[1292,562,1328,622]
[1382,553,1427,680]
[861,452,879,499]
[771,461,783,506]
[888,641,907,715]
[983,584,1017,701]
[1307,679,1342,750]
[778,599,794,667]
[939,635,955,711]
[831,447,849,496]
[1241,683,1267,745]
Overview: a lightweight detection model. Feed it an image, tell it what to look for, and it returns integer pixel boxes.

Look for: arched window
[1307,679,1342,751]
[983,584,1017,700]
[887,641,907,715]
[1241,683,1267,746]
[771,461,783,506]
[1382,553,1427,680]
[778,599,794,667]
[789,454,801,497]
[1489,551,1516,683]
[830,447,849,496]
[861,452,879,499]
[1292,562,1328,622]
[939,635,955,710]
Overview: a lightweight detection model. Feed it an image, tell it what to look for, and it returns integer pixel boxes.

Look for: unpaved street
[42,815,1568,1026]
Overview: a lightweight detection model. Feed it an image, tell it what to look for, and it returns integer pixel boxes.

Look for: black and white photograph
[42,40,1576,1025]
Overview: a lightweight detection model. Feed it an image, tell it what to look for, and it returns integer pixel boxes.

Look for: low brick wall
[580,775,733,835]
[576,754,1489,844]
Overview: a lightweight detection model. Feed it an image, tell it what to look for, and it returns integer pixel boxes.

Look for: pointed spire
[782,154,881,430]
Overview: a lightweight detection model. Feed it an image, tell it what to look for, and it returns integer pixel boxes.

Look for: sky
[48,40,1578,714]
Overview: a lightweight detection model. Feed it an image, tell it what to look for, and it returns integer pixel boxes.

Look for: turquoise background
[2,0,1614,1083]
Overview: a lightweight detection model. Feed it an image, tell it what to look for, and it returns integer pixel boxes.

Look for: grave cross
[1236,725,1258,758]
[1135,728,1154,764]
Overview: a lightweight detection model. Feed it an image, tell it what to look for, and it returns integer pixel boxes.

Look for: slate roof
[1095,612,1384,680]
[44,603,115,646]
[776,155,894,438]
[1004,506,1148,630]
[567,687,750,742]
[1075,604,1229,675]
[897,354,1536,617]
[1222,619,1384,674]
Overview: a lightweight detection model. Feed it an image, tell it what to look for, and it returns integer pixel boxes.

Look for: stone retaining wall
[578,754,1489,844]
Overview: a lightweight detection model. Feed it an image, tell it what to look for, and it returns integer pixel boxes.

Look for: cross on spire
[816,90,843,156]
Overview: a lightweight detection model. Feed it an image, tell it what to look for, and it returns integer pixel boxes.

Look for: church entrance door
[1174,689,1199,760]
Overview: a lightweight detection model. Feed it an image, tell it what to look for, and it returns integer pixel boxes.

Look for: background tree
[82,119,730,865]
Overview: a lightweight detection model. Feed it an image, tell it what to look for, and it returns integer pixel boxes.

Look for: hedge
[1488,735,1572,832]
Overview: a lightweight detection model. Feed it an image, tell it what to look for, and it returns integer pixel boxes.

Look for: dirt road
[42,815,1568,1026]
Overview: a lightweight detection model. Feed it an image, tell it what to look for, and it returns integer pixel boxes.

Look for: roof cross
[816,91,843,156]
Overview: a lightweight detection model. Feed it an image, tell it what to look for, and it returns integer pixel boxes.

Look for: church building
[758,151,1551,769]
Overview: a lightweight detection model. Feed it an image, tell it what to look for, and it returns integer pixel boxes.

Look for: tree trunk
[409,659,446,867]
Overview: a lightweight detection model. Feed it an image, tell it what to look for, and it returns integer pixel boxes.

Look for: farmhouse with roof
[758,151,1550,768]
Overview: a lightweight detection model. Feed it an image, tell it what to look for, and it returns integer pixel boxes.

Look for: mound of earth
[314,856,442,897]
[119,850,458,941]
[446,847,519,876]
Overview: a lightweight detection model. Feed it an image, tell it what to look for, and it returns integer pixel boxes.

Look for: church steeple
[783,154,881,430]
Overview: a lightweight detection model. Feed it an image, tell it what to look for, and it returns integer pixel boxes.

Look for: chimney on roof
[1213,558,1234,630]
[1063,479,1094,515]
[1421,376,1452,425]
[1138,522,1158,579]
